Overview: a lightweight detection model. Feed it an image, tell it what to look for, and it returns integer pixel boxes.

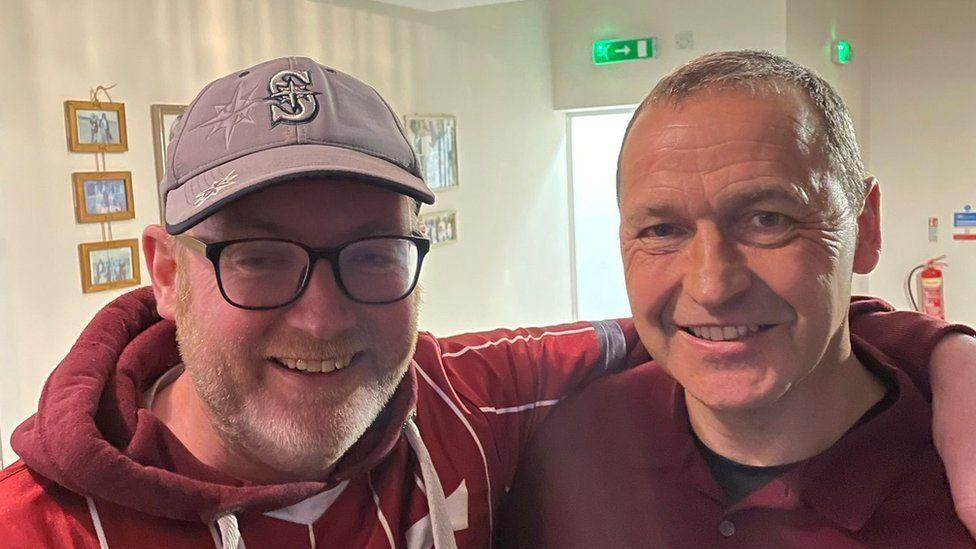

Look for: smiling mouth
[679,324,775,342]
[271,354,356,374]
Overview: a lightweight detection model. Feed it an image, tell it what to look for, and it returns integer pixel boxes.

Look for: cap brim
[164,144,435,234]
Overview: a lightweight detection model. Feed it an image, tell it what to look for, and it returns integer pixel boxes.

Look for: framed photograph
[404,115,459,191]
[72,171,135,223]
[79,239,141,293]
[64,100,128,153]
[421,210,458,247]
[151,104,187,184]
[151,104,187,221]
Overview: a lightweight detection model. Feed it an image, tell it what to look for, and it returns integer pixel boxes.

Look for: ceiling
[371,0,526,12]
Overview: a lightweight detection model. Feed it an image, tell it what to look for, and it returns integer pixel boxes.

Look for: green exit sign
[593,37,657,65]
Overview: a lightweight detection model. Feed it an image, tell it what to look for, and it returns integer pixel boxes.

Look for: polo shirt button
[719,520,736,538]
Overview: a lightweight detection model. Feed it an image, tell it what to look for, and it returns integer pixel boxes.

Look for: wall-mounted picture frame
[64,100,128,153]
[421,210,458,247]
[404,114,459,191]
[79,239,141,293]
[151,104,188,221]
[151,104,186,183]
[72,171,135,223]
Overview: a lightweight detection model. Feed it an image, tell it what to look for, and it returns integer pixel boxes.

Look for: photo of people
[76,109,121,145]
[421,210,458,246]
[89,247,133,285]
[72,171,134,223]
[83,178,127,215]
[405,115,459,190]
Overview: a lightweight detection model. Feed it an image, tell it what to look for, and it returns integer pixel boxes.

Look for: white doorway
[567,108,636,320]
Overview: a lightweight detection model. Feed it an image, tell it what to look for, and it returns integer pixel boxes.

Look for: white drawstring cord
[210,416,454,549]
[215,512,245,549]
[404,414,458,549]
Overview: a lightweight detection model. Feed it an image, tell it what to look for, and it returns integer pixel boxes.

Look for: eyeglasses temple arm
[174,234,208,254]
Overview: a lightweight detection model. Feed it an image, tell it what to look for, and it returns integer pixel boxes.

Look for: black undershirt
[693,376,898,502]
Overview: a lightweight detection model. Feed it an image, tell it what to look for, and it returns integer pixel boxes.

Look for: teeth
[277,356,351,373]
[683,325,766,342]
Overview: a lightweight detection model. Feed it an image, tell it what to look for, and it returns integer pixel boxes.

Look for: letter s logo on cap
[267,70,319,127]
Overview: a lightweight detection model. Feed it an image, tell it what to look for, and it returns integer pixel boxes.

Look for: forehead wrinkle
[625,126,811,181]
[621,93,825,210]
[711,180,813,211]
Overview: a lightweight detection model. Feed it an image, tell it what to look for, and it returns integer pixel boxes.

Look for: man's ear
[853,177,882,274]
[142,225,179,320]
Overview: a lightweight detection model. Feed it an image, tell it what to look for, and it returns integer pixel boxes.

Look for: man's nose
[682,223,751,309]
[282,260,357,339]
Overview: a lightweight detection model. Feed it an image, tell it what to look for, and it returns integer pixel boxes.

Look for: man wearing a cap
[0,57,974,548]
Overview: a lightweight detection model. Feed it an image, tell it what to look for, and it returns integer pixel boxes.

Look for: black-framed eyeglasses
[176,234,430,309]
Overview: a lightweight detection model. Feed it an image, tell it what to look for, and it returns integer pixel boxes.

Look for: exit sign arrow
[593,37,656,65]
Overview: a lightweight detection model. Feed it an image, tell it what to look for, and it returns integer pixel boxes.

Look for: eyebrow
[623,184,812,225]
[624,204,686,224]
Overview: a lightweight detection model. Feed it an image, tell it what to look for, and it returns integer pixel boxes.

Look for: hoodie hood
[12,287,417,523]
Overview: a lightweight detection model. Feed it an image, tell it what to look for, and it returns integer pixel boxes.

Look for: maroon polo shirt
[497,335,974,548]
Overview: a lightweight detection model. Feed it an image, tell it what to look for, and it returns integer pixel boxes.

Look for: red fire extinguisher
[907,255,947,320]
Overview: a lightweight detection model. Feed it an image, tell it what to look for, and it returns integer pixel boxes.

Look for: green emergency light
[593,38,656,65]
[832,40,853,65]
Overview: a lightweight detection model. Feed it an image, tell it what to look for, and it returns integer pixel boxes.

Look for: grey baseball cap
[161,56,435,234]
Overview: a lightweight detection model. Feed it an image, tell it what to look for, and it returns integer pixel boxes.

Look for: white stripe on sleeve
[478,399,561,414]
[440,327,594,359]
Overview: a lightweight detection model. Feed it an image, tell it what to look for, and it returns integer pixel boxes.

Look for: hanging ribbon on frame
[89,83,117,242]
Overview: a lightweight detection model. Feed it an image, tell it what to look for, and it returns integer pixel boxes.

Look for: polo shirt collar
[640,335,932,532]
[789,335,930,531]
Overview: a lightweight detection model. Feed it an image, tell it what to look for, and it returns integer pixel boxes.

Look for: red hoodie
[0,288,960,548]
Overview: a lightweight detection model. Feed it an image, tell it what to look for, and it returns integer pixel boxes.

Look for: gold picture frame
[64,100,128,153]
[72,171,135,223]
[404,114,459,191]
[79,239,141,293]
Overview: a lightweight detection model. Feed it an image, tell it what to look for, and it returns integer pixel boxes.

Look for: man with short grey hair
[499,50,976,548]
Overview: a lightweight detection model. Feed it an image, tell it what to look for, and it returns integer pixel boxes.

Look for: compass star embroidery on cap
[193,170,239,207]
[200,81,263,148]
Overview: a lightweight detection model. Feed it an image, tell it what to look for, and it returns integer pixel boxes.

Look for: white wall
[547,0,788,110]
[0,0,571,462]
[865,0,976,325]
